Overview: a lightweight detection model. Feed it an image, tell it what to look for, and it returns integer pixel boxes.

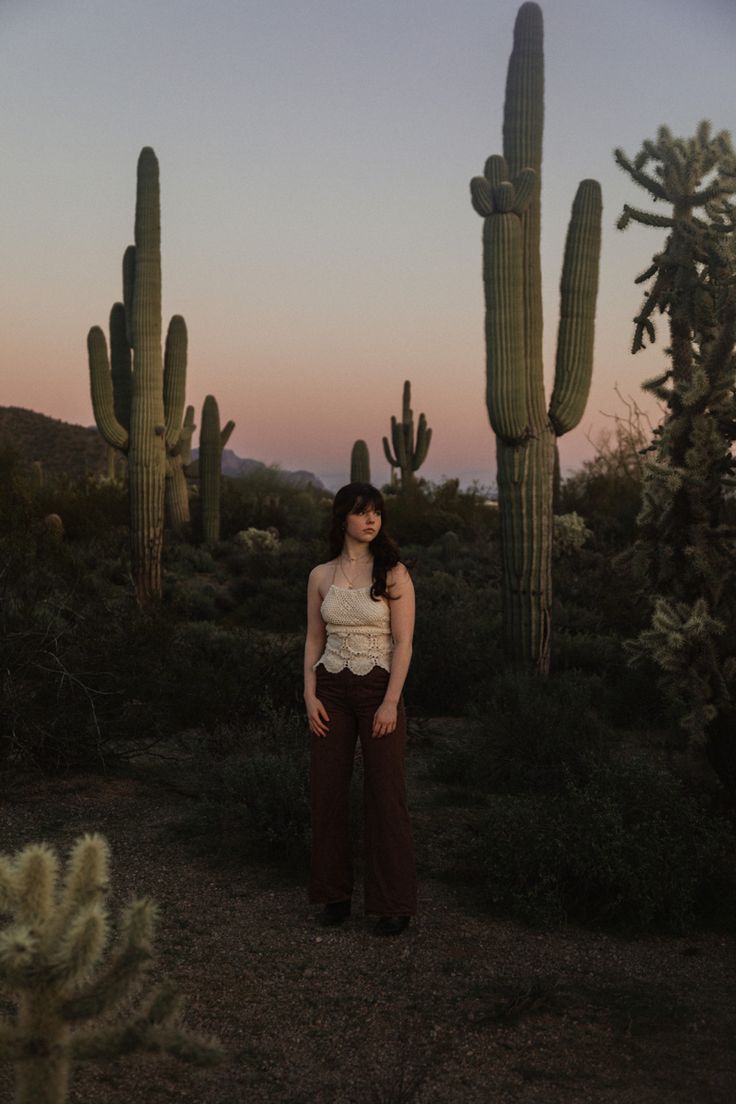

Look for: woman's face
[344,500,382,546]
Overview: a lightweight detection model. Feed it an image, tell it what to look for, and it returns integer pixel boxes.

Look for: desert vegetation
[2,2,736,1101]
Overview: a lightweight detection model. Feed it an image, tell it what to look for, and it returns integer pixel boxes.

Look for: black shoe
[373,915,410,937]
[317,900,351,927]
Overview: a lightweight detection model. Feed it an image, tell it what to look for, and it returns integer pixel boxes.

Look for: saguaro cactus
[382,380,432,490]
[350,439,371,483]
[469,2,601,673]
[88,148,191,600]
[0,834,221,1104]
[199,395,235,544]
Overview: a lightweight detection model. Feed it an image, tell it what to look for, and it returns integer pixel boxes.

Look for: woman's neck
[341,537,373,562]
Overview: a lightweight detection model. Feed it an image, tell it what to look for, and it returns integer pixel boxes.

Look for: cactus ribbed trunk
[200,395,223,545]
[128,148,166,603]
[470,2,601,674]
[166,456,190,536]
[350,439,371,484]
[497,434,554,669]
[16,995,70,1104]
[498,2,553,672]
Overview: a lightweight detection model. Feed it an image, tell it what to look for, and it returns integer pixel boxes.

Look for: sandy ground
[1,758,735,1104]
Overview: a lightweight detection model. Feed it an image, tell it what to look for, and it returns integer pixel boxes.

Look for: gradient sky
[2,0,735,489]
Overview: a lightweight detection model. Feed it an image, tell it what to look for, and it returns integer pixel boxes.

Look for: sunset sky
[2,0,735,489]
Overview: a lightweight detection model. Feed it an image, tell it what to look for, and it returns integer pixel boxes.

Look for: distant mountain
[0,406,110,480]
[0,407,326,490]
[194,447,326,490]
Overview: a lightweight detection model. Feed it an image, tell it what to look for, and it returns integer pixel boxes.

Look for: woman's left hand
[371,700,398,739]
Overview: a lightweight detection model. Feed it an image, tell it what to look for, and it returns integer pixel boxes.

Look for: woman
[303,482,417,936]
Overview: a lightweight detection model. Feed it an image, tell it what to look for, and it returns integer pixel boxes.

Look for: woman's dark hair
[328,483,401,600]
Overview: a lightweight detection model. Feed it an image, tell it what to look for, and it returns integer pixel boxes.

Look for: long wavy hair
[328,483,401,600]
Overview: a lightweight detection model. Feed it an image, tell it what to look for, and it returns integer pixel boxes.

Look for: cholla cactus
[616,123,736,761]
[0,834,222,1104]
[552,512,591,557]
[233,527,279,553]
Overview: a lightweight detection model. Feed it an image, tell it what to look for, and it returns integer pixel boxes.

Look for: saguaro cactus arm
[470,167,537,442]
[199,396,234,544]
[163,315,187,450]
[109,302,132,433]
[87,328,129,451]
[221,420,235,449]
[548,179,603,436]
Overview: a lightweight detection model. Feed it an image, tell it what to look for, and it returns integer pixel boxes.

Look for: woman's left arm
[372,565,415,738]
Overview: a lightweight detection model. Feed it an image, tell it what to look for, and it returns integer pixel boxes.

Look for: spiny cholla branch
[0,834,222,1104]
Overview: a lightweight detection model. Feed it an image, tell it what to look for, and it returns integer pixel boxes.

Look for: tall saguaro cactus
[88,148,191,599]
[199,395,235,545]
[470,2,601,673]
[382,380,432,490]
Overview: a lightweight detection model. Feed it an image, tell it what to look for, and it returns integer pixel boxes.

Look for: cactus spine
[382,380,432,490]
[470,2,601,673]
[88,149,192,599]
[199,395,235,545]
[0,834,221,1104]
[350,439,371,483]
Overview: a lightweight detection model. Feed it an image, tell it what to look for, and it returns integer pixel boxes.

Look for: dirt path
[1,765,735,1103]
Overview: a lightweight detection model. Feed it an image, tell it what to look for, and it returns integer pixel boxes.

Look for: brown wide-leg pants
[309,665,417,916]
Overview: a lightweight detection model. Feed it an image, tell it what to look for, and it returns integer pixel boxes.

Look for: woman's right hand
[305,695,330,738]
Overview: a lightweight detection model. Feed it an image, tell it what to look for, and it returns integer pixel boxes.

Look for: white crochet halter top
[314,585,393,676]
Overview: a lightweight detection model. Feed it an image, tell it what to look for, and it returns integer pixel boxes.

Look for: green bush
[384,479,498,546]
[472,669,611,793]
[407,569,503,714]
[168,703,309,865]
[473,759,735,932]
[219,467,331,542]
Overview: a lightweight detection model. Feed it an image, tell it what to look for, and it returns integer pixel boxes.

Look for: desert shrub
[220,467,330,541]
[559,391,652,551]
[473,759,736,932]
[426,668,735,932]
[470,669,611,793]
[407,570,503,714]
[163,622,302,728]
[384,479,498,546]
[164,543,217,574]
[168,703,310,865]
[36,478,129,542]
[553,547,650,639]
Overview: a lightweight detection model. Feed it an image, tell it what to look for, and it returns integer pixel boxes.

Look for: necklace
[339,552,371,589]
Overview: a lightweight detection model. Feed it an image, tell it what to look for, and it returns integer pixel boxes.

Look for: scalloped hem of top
[314,658,392,676]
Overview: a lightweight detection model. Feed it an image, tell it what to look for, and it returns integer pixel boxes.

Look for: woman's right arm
[304,567,330,736]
